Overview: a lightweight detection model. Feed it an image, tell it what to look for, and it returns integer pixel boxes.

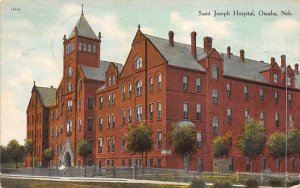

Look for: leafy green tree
[237,119,265,172]
[267,132,286,172]
[288,128,300,156]
[169,124,196,172]
[77,138,92,177]
[126,122,153,167]
[24,138,34,166]
[43,148,53,167]
[0,145,11,163]
[6,139,24,168]
[212,133,232,173]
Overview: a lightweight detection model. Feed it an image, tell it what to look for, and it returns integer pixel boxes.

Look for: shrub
[189,179,206,188]
[268,178,283,187]
[245,179,258,188]
[288,180,300,187]
[212,182,232,188]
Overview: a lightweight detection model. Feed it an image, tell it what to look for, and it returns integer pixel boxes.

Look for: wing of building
[26,11,300,173]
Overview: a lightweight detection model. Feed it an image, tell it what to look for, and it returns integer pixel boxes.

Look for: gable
[207,48,223,60]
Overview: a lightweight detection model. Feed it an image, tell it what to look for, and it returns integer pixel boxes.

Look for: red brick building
[26,12,300,173]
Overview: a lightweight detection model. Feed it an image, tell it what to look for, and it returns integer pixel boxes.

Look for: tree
[267,132,286,172]
[6,139,24,168]
[43,148,53,167]
[212,132,232,173]
[24,138,34,166]
[0,145,11,163]
[77,138,92,177]
[237,119,265,172]
[169,124,196,172]
[126,122,153,167]
[288,128,300,156]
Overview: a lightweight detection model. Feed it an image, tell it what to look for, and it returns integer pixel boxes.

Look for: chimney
[168,31,174,47]
[295,63,299,74]
[227,46,231,58]
[191,31,197,59]
[50,86,53,88]
[203,36,213,52]
[281,55,286,67]
[240,49,245,61]
[271,57,275,65]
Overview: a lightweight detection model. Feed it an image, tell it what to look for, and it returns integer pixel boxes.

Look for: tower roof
[68,13,98,40]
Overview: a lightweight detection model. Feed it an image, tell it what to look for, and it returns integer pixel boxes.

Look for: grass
[1,162,24,168]
[1,178,187,188]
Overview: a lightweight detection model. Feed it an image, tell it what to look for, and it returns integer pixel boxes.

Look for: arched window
[212,89,218,104]
[135,80,142,95]
[157,74,162,90]
[212,65,218,79]
[135,57,142,69]
[149,76,153,91]
[213,116,219,135]
[128,83,132,97]
[98,138,103,153]
[106,137,110,152]
[111,137,115,152]
[67,67,72,77]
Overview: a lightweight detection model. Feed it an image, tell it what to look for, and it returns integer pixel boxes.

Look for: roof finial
[137,24,141,30]
[33,80,36,86]
[98,32,102,41]
[81,4,84,16]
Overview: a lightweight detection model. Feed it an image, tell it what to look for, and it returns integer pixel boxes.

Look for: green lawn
[1,178,187,188]
[1,162,24,168]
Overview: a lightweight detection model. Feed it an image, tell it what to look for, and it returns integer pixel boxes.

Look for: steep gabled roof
[68,14,98,39]
[145,34,206,71]
[35,86,57,107]
[80,60,123,81]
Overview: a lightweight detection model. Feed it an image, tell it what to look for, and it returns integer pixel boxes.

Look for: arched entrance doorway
[64,152,71,167]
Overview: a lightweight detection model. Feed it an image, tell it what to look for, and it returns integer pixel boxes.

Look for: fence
[1,166,300,185]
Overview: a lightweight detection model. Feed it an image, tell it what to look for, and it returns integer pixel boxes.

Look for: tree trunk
[84,158,87,177]
[184,154,190,173]
[145,151,148,167]
[141,152,144,167]
[15,157,18,168]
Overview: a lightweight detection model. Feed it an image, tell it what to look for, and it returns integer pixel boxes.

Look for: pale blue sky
[1,0,299,145]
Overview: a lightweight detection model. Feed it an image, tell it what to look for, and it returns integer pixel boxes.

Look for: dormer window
[135,57,142,69]
[273,73,278,83]
[111,75,115,85]
[67,67,72,77]
[212,65,218,79]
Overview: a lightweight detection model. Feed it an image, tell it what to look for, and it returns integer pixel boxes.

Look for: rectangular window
[274,73,278,83]
[262,158,267,171]
[212,90,218,104]
[111,115,115,128]
[259,89,264,102]
[149,77,153,92]
[157,158,161,167]
[157,102,162,119]
[67,100,72,111]
[244,85,249,100]
[157,131,162,149]
[107,116,111,129]
[98,117,103,130]
[196,104,202,120]
[135,105,142,122]
[289,114,294,127]
[228,158,233,171]
[128,159,132,167]
[260,112,264,122]
[275,113,279,127]
[122,86,125,100]
[157,74,162,90]
[66,120,72,132]
[55,126,58,137]
[106,159,110,166]
[246,158,250,171]
[288,94,292,106]
[197,132,202,149]
[183,103,188,119]
[121,159,125,167]
[107,94,111,106]
[276,159,281,169]
[111,93,115,105]
[244,110,249,121]
[226,83,231,97]
[287,76,291,86]
[183,75,188,91]
[78,118,82,130]
[78,80,82,90]
[78,98,82,110]
[291,158,296,171]
[196,78,201,93]
[99,96,103,108]
[128,108,132,123]
[122,110,125,124]
[197,158,203,172]
[121,136,125,151]
[275,91,279,103]
[149,103,153,120]
[88,98,94,109]
[88,118,93,131]
[227,108,232,123]
[98,139,102,153]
